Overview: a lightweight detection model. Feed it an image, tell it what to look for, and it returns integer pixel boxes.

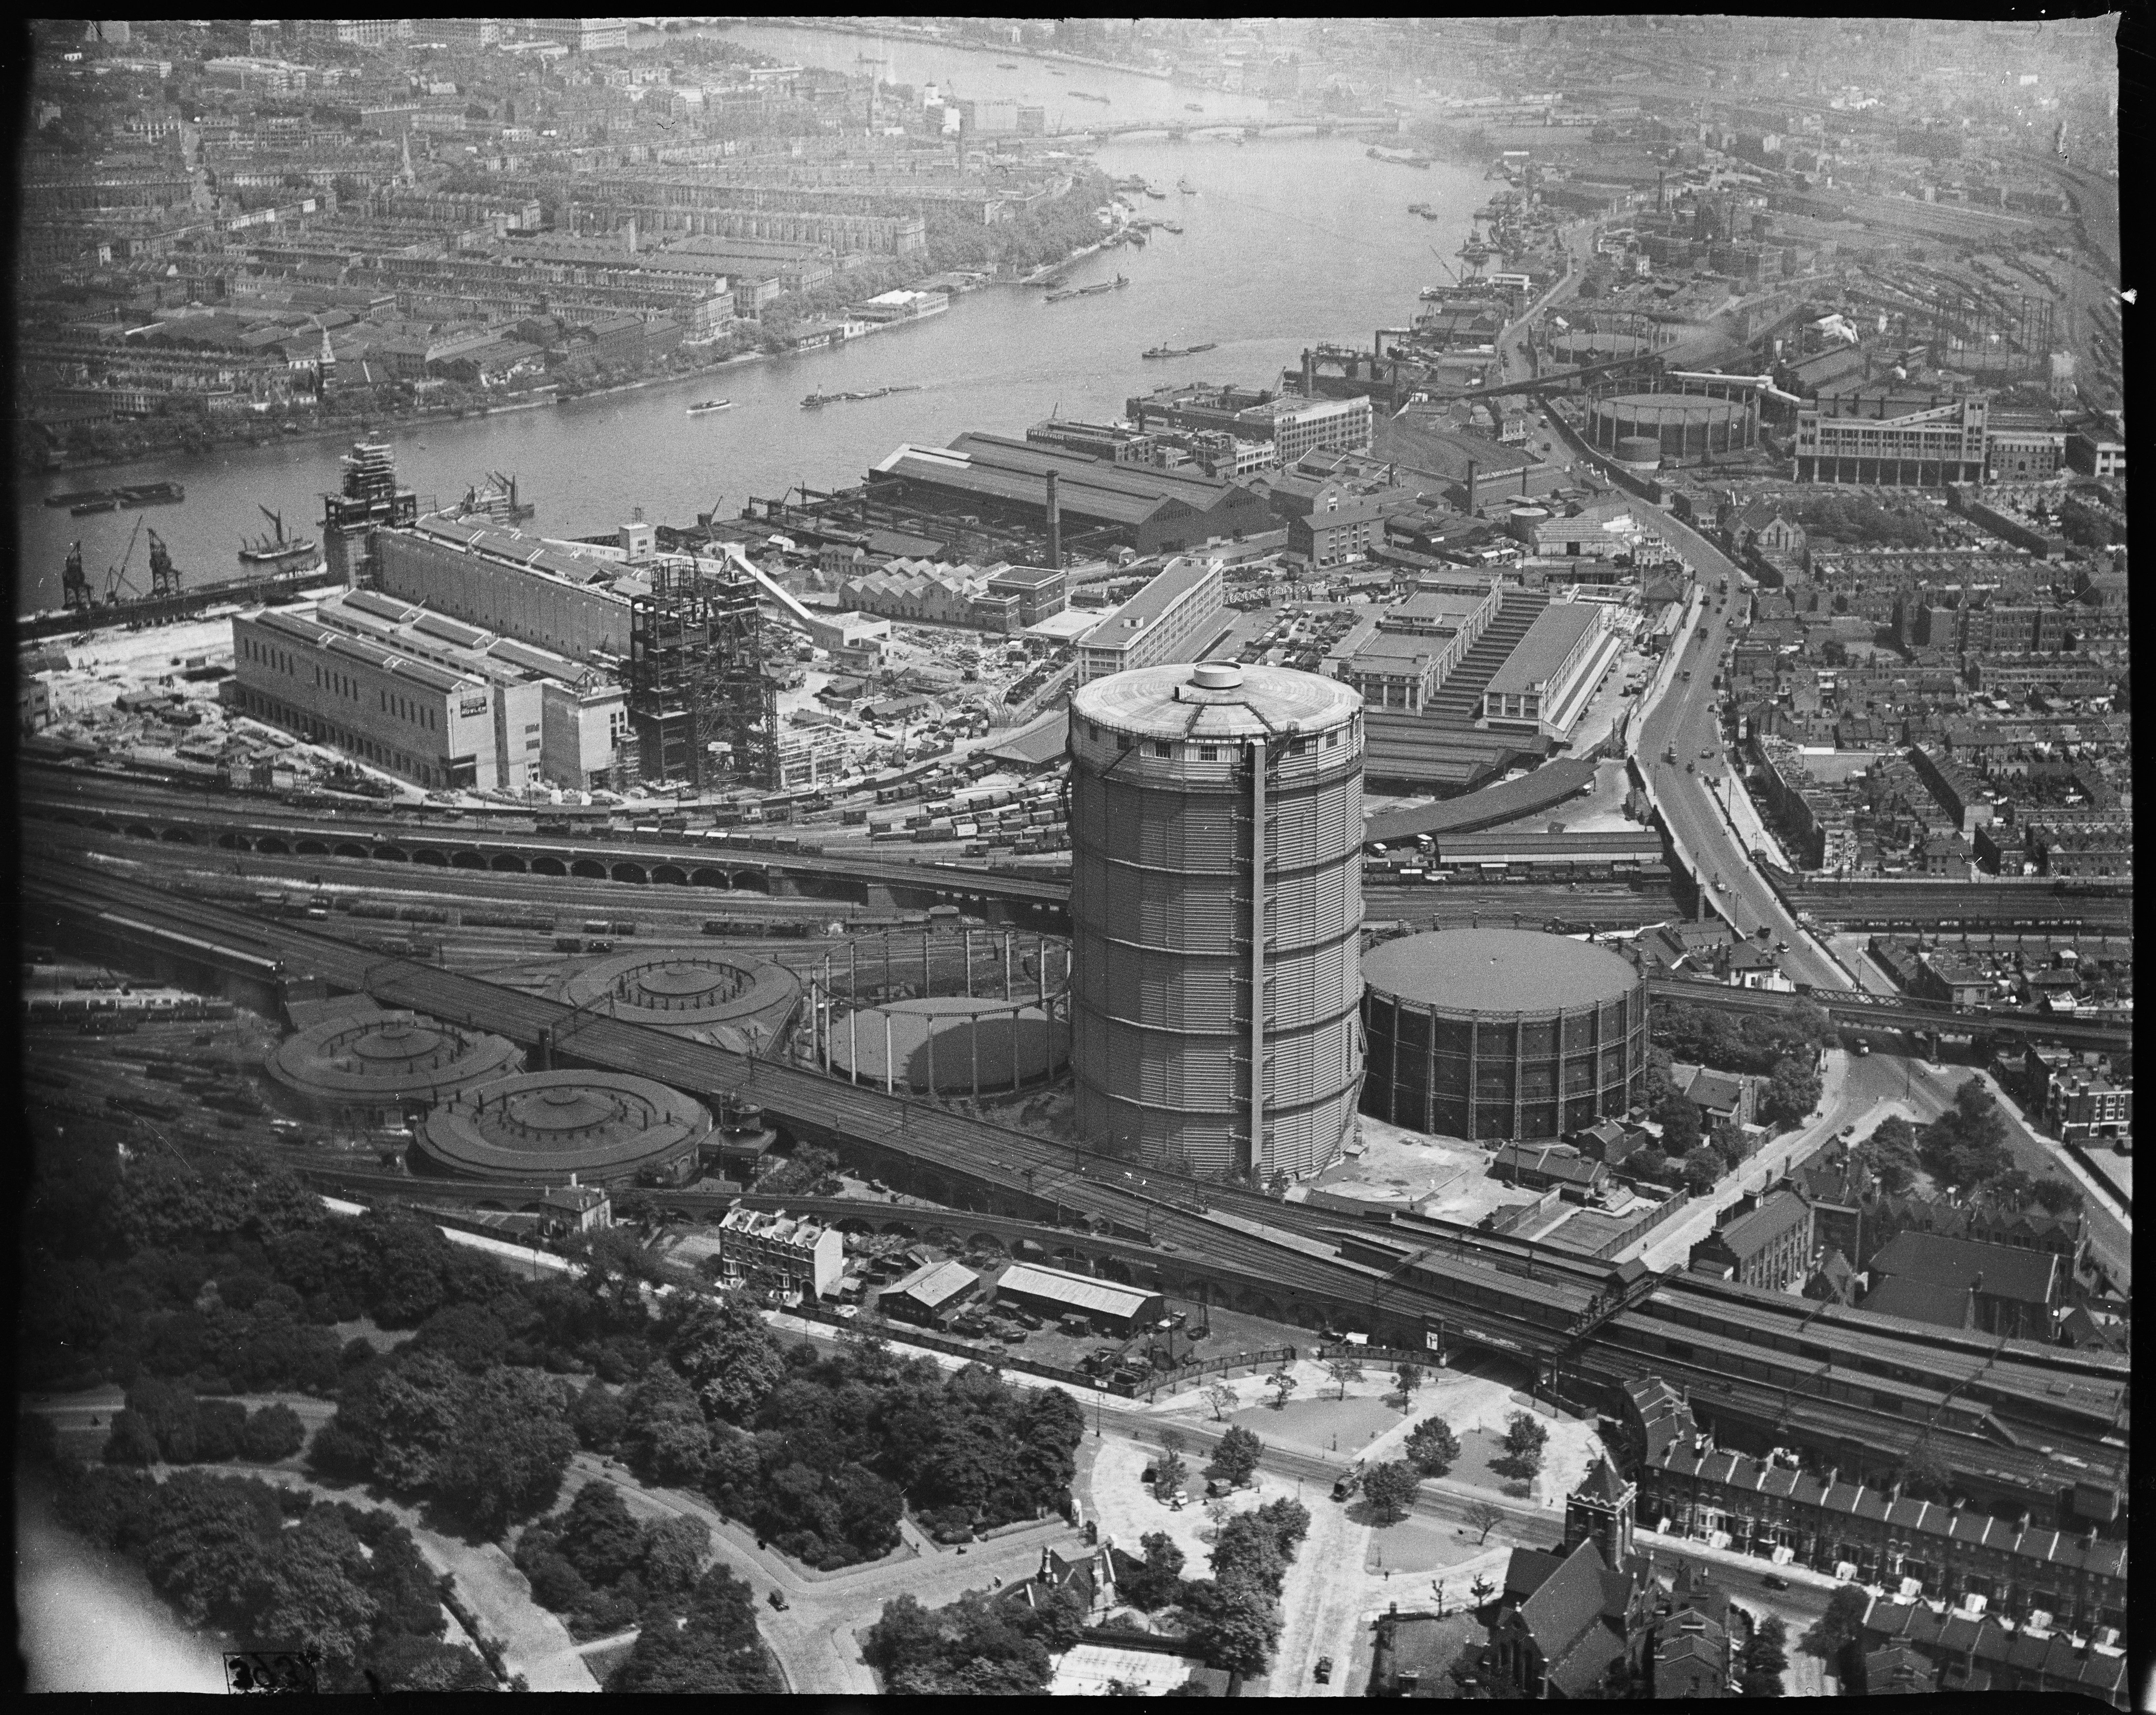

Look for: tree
[1657,1088,1703,1156]
[239,1404,306,1463]
[1890,1448,1954,1503]
[1154,1446,1187,1498]
[1464,1498,1506,1544]
[1182,1578,1281,1676]
[1741,1612,1789,1695]
[2031,1178,2084,1216]
[1762,1056,1823,1128]
[1361,1460,1421,1524]
[1681,1148,1724,1196]
[103,1410,163,1466]
[1266,1367,1297,1410]
[1396,1362,1423,1402]
[1405,1416,1461,1478]
[1861,1116,1922,1195]
[640,1514,711,1601]
[1325,1357,1364,1400]
[1203,1382,1238,1422]
[1209,1511,1286,1594]
[1254,1496,1310,1559]
[434,1368,576,1535]
[664,1297,785,1423]
[571,1377,629,1452]
[1491,1411,1548,1483]
[1801,1584,1871,1659]
[557,1480,645,1589]
[1120,1530,1185,1611]
[1711,1115,1748,1169]
[1211,1425,1262,1487]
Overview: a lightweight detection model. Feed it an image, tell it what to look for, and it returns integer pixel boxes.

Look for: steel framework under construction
[625,555,776,793]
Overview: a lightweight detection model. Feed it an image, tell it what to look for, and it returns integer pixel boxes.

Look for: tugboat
[238,505,319,568]
[686,398,735,415]
[72,497,117,516]
[801,391,838,408]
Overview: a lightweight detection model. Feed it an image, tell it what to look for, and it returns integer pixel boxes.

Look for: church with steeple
[1467,1452,1752,1698]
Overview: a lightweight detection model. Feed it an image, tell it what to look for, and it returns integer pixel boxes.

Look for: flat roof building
[1075,556,1227,684]
[1481,600,1616,740]
[375,517,652,663]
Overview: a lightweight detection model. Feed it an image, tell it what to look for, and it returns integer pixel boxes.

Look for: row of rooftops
[244,606,477,699]
[1626,1378,2126,1579]
[314,587,605,692]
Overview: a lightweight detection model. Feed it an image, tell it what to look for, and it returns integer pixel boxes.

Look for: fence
[1140,1345,1300,1402]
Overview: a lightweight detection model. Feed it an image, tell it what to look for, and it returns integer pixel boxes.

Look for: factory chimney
[1044,469,1061,569]
[1302,347,1316,397]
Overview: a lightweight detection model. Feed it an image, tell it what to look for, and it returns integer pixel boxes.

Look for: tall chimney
[1044,469,1061,569]
[1302,347,1316,397]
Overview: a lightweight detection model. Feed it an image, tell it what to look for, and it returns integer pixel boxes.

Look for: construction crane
[147,528,180,599]
[105,514,146,602]
[1428,244,1462,287]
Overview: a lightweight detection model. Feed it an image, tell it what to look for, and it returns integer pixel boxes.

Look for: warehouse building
[374,516,651,662]
[1479,600,1618,740]
[878,1257,982,1327]
[1075,556,1227,684]
[871,433,1274,558]
[989,1261,1165,1335]
[1861,1231,2060,1342]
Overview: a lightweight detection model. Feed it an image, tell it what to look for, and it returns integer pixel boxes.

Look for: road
[1627,1048,1852,1271]
[1626,509,1851,989]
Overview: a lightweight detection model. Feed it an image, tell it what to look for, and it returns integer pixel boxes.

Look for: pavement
[1626,1049,1855,1272]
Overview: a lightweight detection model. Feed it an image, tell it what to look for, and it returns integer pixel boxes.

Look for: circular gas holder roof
[265,1010,524,1109]
[1590,392,1752,426]
[414,1070,713,1185]
[1363,928,1641,1017]
[1071,660,1362,744]
[558,949,803,1055]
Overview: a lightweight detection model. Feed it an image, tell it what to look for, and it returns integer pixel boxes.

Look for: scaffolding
[626,556,775,794]
[321,437,419,586]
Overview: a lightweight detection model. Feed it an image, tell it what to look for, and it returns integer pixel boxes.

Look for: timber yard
[17,14,2130,1707]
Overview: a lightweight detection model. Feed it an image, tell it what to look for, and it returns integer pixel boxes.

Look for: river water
[16,24,1482,617]
[15,1469,233,1693]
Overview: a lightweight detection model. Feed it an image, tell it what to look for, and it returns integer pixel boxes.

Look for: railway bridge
[24,780,1069,925]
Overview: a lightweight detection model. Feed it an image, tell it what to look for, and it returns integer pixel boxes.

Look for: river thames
[17,24,1480,618]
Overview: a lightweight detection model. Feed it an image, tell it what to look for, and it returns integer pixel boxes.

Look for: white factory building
[229,586,628,793]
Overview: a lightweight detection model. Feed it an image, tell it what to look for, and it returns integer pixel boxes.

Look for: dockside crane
[105,514,146,602]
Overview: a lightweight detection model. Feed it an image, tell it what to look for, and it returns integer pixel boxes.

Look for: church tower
[1564,1453,1637,1569]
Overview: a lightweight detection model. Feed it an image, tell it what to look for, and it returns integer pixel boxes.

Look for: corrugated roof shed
[995,1260,1158,1319]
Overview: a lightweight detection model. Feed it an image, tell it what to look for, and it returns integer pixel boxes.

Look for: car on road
[1315,1657,1334,1683]
[1762,1574,1790,1591]
[1701,747,1715,758]
[768,1589,789,1610]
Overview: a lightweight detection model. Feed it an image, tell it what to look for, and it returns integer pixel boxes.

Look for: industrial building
[714,1203,846,1300]
[1793,396,1990,485]
[308,587,628,790]
[989,1260,1165,1336]
[375,516,647,661]
[1361,929,1648,1142]
[1068,660,1365,1179]
[870,433,1274,559]
[1478,600,1618,739]
[878,1256,982,1326]
[264,998,523,1127]
[1074,556,1227,684]
[232,604,560,794]
[413,1069,713,1187]
[1124,380,1371,464]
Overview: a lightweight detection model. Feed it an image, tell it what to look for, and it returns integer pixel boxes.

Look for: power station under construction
[1067,660,1366,1181]
[626,547,776,792]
